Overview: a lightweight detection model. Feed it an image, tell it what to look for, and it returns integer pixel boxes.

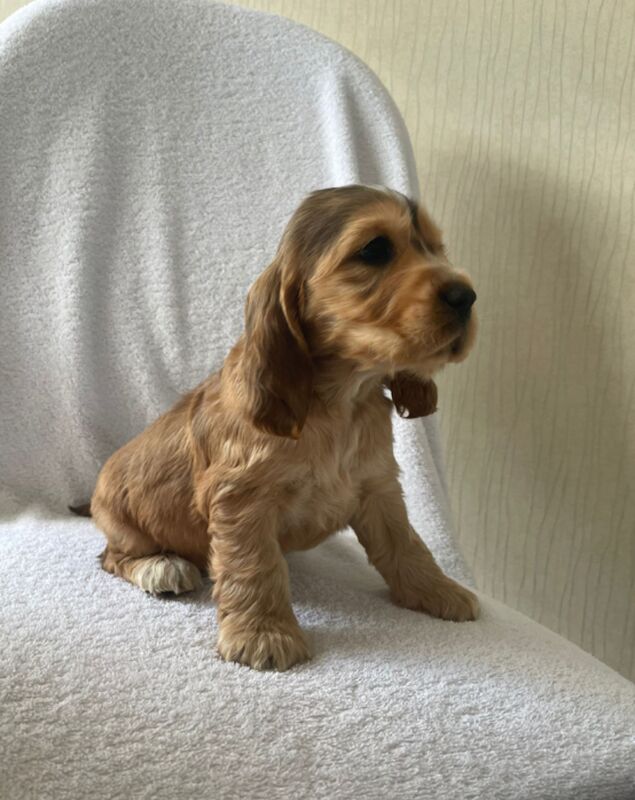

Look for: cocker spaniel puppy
[88,185,479,671]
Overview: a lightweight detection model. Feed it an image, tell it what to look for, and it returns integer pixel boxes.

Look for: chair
[1,1,633,798]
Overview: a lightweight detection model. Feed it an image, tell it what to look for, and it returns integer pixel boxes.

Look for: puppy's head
[243,185,477,436]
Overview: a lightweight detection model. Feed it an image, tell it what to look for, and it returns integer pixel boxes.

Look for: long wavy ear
[389,372,438,418]
[242,259,313,438]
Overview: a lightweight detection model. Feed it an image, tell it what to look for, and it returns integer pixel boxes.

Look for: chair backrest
[0,0,467,580]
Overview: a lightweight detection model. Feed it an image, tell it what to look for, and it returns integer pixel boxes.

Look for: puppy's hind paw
[131,553,203,596]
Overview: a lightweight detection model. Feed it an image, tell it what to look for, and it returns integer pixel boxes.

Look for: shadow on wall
[437,152,635,679]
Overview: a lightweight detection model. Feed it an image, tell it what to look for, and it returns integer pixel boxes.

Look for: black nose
[439,282,477,319]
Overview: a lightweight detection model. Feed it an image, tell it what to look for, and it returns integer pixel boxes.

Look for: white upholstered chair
[0,2,633,798]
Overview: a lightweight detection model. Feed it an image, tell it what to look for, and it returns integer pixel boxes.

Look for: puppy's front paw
[217,616,311,671]
[393,577,479,622]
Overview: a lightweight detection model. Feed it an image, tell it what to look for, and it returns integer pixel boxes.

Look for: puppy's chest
[281,421,367,540]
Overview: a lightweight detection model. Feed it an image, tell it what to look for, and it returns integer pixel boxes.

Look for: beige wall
[2,0,634,681]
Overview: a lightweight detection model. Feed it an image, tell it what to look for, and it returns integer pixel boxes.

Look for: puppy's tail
[69,501,92,518]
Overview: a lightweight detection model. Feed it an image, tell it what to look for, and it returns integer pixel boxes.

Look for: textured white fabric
[1,2,634,799]
[1,512,634,800]
[0,0,465,581]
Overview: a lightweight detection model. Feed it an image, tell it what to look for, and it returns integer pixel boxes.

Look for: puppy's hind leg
[101,549,203,596]
[94,505,203,596]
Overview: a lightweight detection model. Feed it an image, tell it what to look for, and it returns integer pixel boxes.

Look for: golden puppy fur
[90,185,479,671]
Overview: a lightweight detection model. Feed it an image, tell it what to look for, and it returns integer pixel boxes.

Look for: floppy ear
[389,372,438,418]
[242,260,313,438]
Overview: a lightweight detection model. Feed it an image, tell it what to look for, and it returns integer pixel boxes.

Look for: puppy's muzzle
[439,281,477,322]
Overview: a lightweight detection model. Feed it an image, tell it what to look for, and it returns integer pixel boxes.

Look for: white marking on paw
[132,554,203,595]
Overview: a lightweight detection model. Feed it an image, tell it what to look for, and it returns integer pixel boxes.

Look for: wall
[2,0,633,681]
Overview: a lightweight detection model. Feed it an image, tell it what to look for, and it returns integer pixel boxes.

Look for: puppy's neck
[311,357,384,408]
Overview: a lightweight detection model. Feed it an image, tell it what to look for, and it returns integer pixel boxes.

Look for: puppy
[88,185,479,671]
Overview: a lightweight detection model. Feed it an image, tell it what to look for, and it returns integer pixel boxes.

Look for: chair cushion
[1,510,633,800]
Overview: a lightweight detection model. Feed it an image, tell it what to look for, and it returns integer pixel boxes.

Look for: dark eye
[357,235,394,267]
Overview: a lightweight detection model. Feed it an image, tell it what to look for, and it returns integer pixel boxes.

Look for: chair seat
[1,509,633,800]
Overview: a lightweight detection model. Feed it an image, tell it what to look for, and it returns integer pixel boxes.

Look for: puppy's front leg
[209,488,310,671]
[351,478,479,621]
